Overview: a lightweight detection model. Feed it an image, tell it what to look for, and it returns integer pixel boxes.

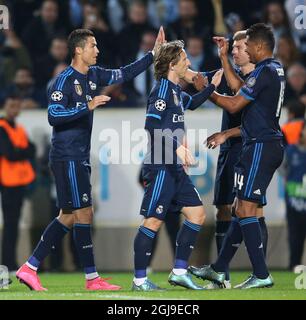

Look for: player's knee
[143,217,163,231]
[216,205,232,221]
[235,200,257,218]
[74,206,94,224]
[187,206,206,225]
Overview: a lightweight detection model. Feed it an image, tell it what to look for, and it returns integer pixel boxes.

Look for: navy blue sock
[258,217,268,257]
[28,218,70,270]
[215,220,231,280]
[215,220,231,254]
[73,223,98,279]
[174,220,201,269]
[134,226,157,278]
[239,217,269,279]
[213,218,243,274]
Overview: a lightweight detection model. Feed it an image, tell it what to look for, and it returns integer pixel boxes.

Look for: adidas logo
[74,79,80,84]
[253,189,261,195]
[258,243,263,249]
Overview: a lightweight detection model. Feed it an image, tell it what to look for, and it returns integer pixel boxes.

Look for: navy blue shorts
[213,143,242,206]
[234,140,284,205]
[50,159,92,210]
[140,166,203,220]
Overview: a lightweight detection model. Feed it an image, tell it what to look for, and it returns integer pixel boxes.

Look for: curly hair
[154,40,185,81]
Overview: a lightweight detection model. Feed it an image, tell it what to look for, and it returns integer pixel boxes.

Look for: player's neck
[256,54,273,65]
[71,60,89,75]
[167,72,179,85]
[240,63,254,76]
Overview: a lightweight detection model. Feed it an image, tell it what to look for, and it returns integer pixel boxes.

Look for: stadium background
[0,0,305,272]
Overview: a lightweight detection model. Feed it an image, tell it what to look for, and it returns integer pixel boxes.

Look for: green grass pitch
[1,271,305,300]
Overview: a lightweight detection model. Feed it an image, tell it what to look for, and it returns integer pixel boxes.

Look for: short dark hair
[154,40,185,81]
[286,99,306,119]
[246,23,275,52]
[67,29,94,58]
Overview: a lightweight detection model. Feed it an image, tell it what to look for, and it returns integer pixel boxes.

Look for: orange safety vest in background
[282,120,304,145]
[0,119,35,187]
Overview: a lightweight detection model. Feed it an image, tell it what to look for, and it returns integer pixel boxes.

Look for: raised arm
[213,36,244,93]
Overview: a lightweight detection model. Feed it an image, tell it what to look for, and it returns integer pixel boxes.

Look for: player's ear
[75,46,83,56]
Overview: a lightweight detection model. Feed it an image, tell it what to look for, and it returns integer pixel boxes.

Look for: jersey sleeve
[181,91,193,110]
[145,96,167,123]
[238,66,270,101]
[91,52,153,87]
[47,79,90,127]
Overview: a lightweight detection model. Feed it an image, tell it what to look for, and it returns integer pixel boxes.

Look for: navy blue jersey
[285,145,306,212]
[47,52,153,161]
[204,69,249,151]
[239,58,285,143]
[144,78,190,167]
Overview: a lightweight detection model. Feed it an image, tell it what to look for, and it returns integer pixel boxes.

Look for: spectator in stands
[168,0,211,43]
[81,1,116,67]
[22,0,68,67]
[0,29,32,90]
[264,1,292,49]
[126,30,156,106]
[275,33,300,71]
[285,0,306,66]
[285,63,306,103]
[35,36,69,89]
[118,0,156,64]
[5,68,46,109]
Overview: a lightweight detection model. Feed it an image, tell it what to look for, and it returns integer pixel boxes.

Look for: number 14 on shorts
[234,172,244,190]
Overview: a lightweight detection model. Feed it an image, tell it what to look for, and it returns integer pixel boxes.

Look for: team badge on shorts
[156,205,164,214]
[155,99,166,111]
[51,91,63,101]
[74,79,83,96]
[82,193,89,203]
[246,77,256,87]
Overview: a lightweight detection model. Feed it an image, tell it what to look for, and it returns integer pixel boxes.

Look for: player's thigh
[234,141,284,206]
[213,148,239,210]
[50,159,92,211]
[139,167,176,221]
[174,172,205,225]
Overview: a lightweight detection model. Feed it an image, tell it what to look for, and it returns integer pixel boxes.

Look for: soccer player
[16,27,165,291]
[186,31,269,289]
[189,23,285,289]
[132,40,223,291]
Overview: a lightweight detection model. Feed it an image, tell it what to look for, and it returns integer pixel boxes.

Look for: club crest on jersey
[156,205,164,214]
[51,91,63,101]
[246,77,256,87]
[155,99,166,111]
[89,81,96,90]
[74,79,83,96]
[82,193,89,203]
[172,89,180,106]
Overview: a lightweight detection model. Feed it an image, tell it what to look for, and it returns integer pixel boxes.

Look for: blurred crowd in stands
[0,0,305,109]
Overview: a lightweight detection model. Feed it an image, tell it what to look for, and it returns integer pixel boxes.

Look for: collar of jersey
[69,65,88,78]
[159,78,181,91]
[255,57,274,68]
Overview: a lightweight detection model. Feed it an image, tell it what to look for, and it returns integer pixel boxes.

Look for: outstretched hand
[153,26,166,54]
[213,36,229,58]
[192,72,208,91]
